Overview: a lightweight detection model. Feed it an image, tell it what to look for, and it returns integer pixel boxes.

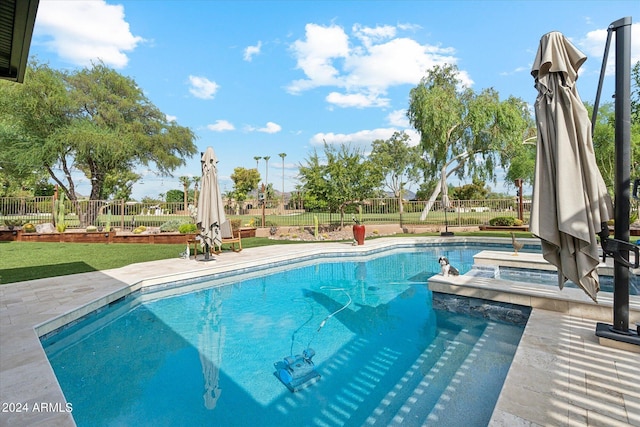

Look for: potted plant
[352,206,365,245]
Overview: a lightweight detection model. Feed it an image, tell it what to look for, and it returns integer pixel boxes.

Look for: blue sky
[28,0,640,200]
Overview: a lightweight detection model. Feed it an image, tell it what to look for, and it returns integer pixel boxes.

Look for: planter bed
[0,230,196,244]
[239,227,256,238]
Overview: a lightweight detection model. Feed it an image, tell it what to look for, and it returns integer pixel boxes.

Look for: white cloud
[34,0,144,68]
[499,66,527,76]
[387,110,409,127]
[325,91,389,108]
[166,114,177,122]
[287,23,350,94]
[577,23,640,76]
[188,75,219,99]
[244,41,262,61]
[207,120,235,132]
[287,22,470,108]
[258,122,282,133]
[311,127,420,150]
[352,23,396,47]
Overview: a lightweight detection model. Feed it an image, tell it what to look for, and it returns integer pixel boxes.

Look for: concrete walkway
[1,237,638,426]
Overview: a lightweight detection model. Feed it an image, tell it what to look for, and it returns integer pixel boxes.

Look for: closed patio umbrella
[530,32,613,302]
[196,147,227,261]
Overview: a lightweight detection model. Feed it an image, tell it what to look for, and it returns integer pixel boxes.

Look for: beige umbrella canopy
[196,147,227,258]
[530,31,613,302]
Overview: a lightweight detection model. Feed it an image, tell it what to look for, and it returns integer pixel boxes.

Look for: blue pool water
[496,267,640,295]
[41,245,530,426]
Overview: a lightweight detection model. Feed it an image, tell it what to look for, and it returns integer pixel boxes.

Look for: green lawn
[0,237,302,284]
[0,231,534,284]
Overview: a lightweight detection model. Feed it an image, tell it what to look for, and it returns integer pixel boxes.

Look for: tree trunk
[419,151,471,221]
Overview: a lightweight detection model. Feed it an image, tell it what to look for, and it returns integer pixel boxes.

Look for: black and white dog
[438,256,460,277]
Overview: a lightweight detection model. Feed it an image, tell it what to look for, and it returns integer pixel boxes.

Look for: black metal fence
[0,196,529,231]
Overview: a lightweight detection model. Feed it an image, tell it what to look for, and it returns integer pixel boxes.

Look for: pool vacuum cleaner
[274,287,351,392]
[274,348,321,392]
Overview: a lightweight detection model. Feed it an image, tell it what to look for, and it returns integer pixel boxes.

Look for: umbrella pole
[612,17,631,334]
[595,17,639,348]
[441,202,454,237]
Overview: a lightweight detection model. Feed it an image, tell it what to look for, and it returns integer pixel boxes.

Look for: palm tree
[191,176,200,207]
[179,176,190,211]
[263,156,271,198]
[279,152,286,209]
[253,156,262,199]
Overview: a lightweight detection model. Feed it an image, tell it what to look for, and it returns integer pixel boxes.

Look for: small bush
[133,227,145,234]
[4,218,24,227]
[23,223,36,233]
[489,216,516,226]
[513,219,524,226]
[160,219,187,232]
[86,225,98,232]
[178,223,197,234]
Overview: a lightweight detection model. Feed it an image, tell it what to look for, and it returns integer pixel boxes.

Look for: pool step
[363,327,479,426]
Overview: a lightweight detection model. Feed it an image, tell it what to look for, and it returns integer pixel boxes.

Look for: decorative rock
[36,223,56,233]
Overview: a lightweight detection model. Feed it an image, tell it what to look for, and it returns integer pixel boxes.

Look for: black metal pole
[612,16,632,333]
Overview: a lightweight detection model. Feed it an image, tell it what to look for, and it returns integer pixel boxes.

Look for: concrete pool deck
[1,237,639,426]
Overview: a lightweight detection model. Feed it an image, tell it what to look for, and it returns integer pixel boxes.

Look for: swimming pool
[41,245,530,426]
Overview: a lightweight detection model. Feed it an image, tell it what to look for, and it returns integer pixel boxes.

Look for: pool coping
[1,237,639,426]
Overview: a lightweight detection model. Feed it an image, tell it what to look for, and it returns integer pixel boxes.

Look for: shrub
[133,226,147,234]
[4,218,24,227]
[23,223,36,233]
[489,216,516,226]
[178,223,197,234]
[513,219,524,226]
[86,225,98,232]
[160,219,187,232]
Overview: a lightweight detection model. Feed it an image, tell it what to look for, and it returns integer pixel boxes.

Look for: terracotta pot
[353,224,365,245]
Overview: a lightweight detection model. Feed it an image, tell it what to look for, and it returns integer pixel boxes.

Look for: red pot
[353,224,365,245]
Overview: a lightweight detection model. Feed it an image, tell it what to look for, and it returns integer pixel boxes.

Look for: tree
[251,156,262,198]
[230,167,260,202]
[588,101,640,193]
[0,61,197,223]
[298,143,383,227]
[452,179,489,200]
[165,189,183,203]
[101,170,139,201]
[263,155,271,189]
[179,176,191,210]
[279,152,287,207]
[369,131,422,218]
[407,64,530,219]
[191,176,200,207]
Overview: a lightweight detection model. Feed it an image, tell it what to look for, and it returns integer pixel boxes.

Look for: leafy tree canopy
[230,167,260,202]
[369,131,423,197]
[452,179,490,200]
[407,64,531,219]
[298,143,383,226]
[165,189,184,204]
[0,61,197,204]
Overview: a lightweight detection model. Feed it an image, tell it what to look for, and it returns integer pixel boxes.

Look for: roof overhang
[0,0,40,83]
